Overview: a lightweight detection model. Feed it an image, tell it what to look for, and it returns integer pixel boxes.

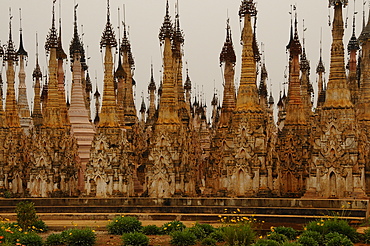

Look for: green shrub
[18,231,43,246]
[45,233,64,246]
[266,232,288,243]
[0,226,22,245]
[142,224,162,235]
[363,227,370,244]
[221,223,256,246]
[16,201,39,231]
[209,230,224,242]
[62,228,96,246]
[272,226,297,240]
[188,225,206,240]
[325,232,353,246]
[122,232,149,246]
[161,220,186,234]
[170,230,197,246]
[107,216,142,235]
[253,239,280,246]
[201,237,217,246]
[305,219,358,242]
[188,223,214,240]
[280,242,302,246]
[32,219,48,233]
[300,230,323,245]
[297,235,319,246]
[196,223,215,236]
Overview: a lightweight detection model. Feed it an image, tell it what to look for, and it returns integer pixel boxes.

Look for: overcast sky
[0,0,366,119]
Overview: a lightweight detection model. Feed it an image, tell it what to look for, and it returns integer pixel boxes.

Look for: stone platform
[0,197,368,229]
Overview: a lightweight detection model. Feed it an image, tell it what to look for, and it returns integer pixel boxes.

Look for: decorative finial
[300,20,310,72]
[348,5,360,52]
[159,0,173,42]
[100,0,117,49]
[288,10,302,56]
[69,3,84,62]
[45,0,58,52]
[166,0,169,16]
[33,32,42,80]
[239,0,257,18]
[220,18,236,66]
[316,28,325,74]
[328,0,348,8]
[4,8,18,62]
[184,61,191,91]
[148,61,156,92]
[17,8,28,57]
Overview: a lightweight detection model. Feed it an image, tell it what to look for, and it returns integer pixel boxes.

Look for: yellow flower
[262,221,265,223]
[18,228,22,231]
[304,227,307,230]
[347,202,351,205]
[233,211,236,214]
[121,215,125,217]
[259,236,263,239]
[218,215,222,218]
[40,229,43,231]
[237,208,241,212]
[17,239,20,242]
[69,233,72,235]
[92,230,96,232]
[168,224,171,227]
[115,220,118,222]
[317,223,320,226]
[177,224,180,227]
[164,227,167,230]
[24,232,28,234]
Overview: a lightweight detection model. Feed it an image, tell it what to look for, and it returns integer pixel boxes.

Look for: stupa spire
[300,20,313,114]
[120,6,138,128]
[157,1,180,125]
[317,31,326,107]
[17,8,32,133]
[147,63,157,123]
[235,0,261,112]
[285,12,306,125]
[184,64,192,111]
[43,0,63,128]
[4,9,21,128]
[56,2,69,127]
[348,9,360,105]
[324,0,352,108]
[32,33,43,128]
[219,18,236,127]
[99,0,118,127]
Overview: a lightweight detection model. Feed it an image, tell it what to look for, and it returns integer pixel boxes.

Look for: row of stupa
[0,0,369,198]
